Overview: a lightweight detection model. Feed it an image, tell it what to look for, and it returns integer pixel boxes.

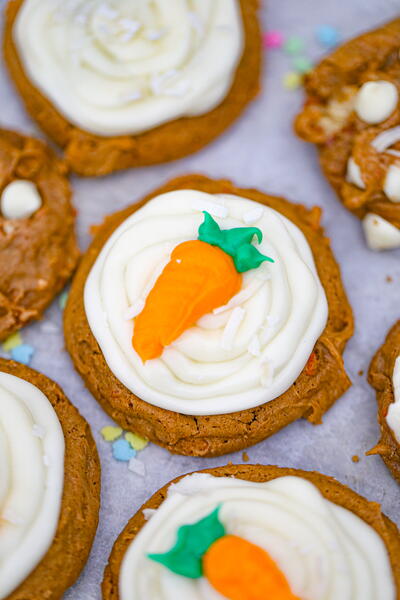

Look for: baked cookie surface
[0,129,79,342]
[4,0,261,177]
[295,18,400,251]
[0,358,100,600]
[65,174,353,457]
[102,464,400,600]
[368,320,400,484]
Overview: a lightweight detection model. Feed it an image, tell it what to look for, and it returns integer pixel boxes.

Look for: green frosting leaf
[147,506,225,578]
[198,212,274,273]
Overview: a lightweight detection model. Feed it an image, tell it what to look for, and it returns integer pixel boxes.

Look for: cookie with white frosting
[0,357,100,600]
[369,320,400,484]
[65,174,353,456]
[295,18,400,251]
[4,0,261,177]
[0,129,79,341]
[102,464,400,600]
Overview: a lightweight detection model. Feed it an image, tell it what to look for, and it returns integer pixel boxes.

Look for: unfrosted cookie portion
[295,18,400,251]
[0,129,79,341]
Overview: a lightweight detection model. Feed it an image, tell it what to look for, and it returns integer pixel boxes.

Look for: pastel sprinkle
[101,426,123,442]
[262,30,283,49]
[283,71,303,90]
[316,25,340,49]
[125,432,149,451]
[2,332,23,352]
[284,35,304,55]
[11,344,35,365]
[292,56,313,74]
[59,291,69,310]
[128,457,146,476]
[112,439,136,462]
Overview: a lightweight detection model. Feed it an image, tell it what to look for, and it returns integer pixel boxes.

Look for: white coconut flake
[221,307,245,350]
[242,207,264,224]
[32,424,46,439]
[260,360,274,387]
[213,279,264,314]
[248,335,261,356]
[371,126,400,153]
[191,199,228,219]
[143,508,156,520]
[128,457,146,477]
[124,300,145,320]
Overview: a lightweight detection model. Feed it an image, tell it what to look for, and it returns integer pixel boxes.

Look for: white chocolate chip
[383,164,400,202]
[346,157,365,189]
[1,180,42,220]
[363,213,400,250]
[355,81,398,124]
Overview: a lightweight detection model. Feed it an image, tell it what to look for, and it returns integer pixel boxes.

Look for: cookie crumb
[386,275,393,283]
[352,455,360,463]
[242,451,249,462]
[358,369,364,376]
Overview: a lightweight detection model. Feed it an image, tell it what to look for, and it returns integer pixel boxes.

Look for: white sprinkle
[32,424,46,439]
[128,457,146,477]
[3,222,15,235]
[146,28,166,41]
[176,259,182,264]
[386,149,400,158]
[43,455,51,467]
[143,508,156,520]
[97,4,118,19]
[187,11,204,34]
[260,360,274,387]
[124,300,145,320]
[248,335,261,356]
[214,279,263,314]
[191,199,228,219]
[120,90,142,103]
[371,126,400,153]
[221,307,245,350]
[243,207,264,224]
[3,508,24,526]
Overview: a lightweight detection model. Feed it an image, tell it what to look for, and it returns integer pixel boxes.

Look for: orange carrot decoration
[133,212,274,362]
[204,535,300,600]
[148,506,299,600]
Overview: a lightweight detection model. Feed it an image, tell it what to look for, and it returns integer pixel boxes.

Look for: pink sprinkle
[263,30,284,49]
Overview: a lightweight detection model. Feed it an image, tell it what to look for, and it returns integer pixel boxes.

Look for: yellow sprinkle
[125,432,148,451]
[101,426,123,442]
[2,332,23,352]
[283,71,303,90]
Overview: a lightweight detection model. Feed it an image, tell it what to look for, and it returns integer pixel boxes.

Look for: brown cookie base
[102,464,400,599]
[368,321,400,484]
[4,0,262,177]
[294,19,400,230]
[64,174,353,457]
[0,358,101,600]
[0,129,79,341]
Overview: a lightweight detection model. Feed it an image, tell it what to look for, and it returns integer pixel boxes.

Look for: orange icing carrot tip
[133,240,242,362]
[203,535,300,600]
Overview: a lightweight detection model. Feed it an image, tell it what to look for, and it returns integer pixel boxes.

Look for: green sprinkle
[59,291,69,310]
[2,332,23,352]
[284,35,304,55]
[292,56,313,74]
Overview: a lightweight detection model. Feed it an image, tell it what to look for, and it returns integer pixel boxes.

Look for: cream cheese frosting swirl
[84,190,328,416]
[14,0,244,136]
[119,473,395,600]
[0,372,65,599]
[387,355,400,443]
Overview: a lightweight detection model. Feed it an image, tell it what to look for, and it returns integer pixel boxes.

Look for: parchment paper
[0,1,399,598]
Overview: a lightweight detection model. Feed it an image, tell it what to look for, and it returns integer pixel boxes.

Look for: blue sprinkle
[112,439,136,462]
[11,344,35,365]
[316,25,340,49]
